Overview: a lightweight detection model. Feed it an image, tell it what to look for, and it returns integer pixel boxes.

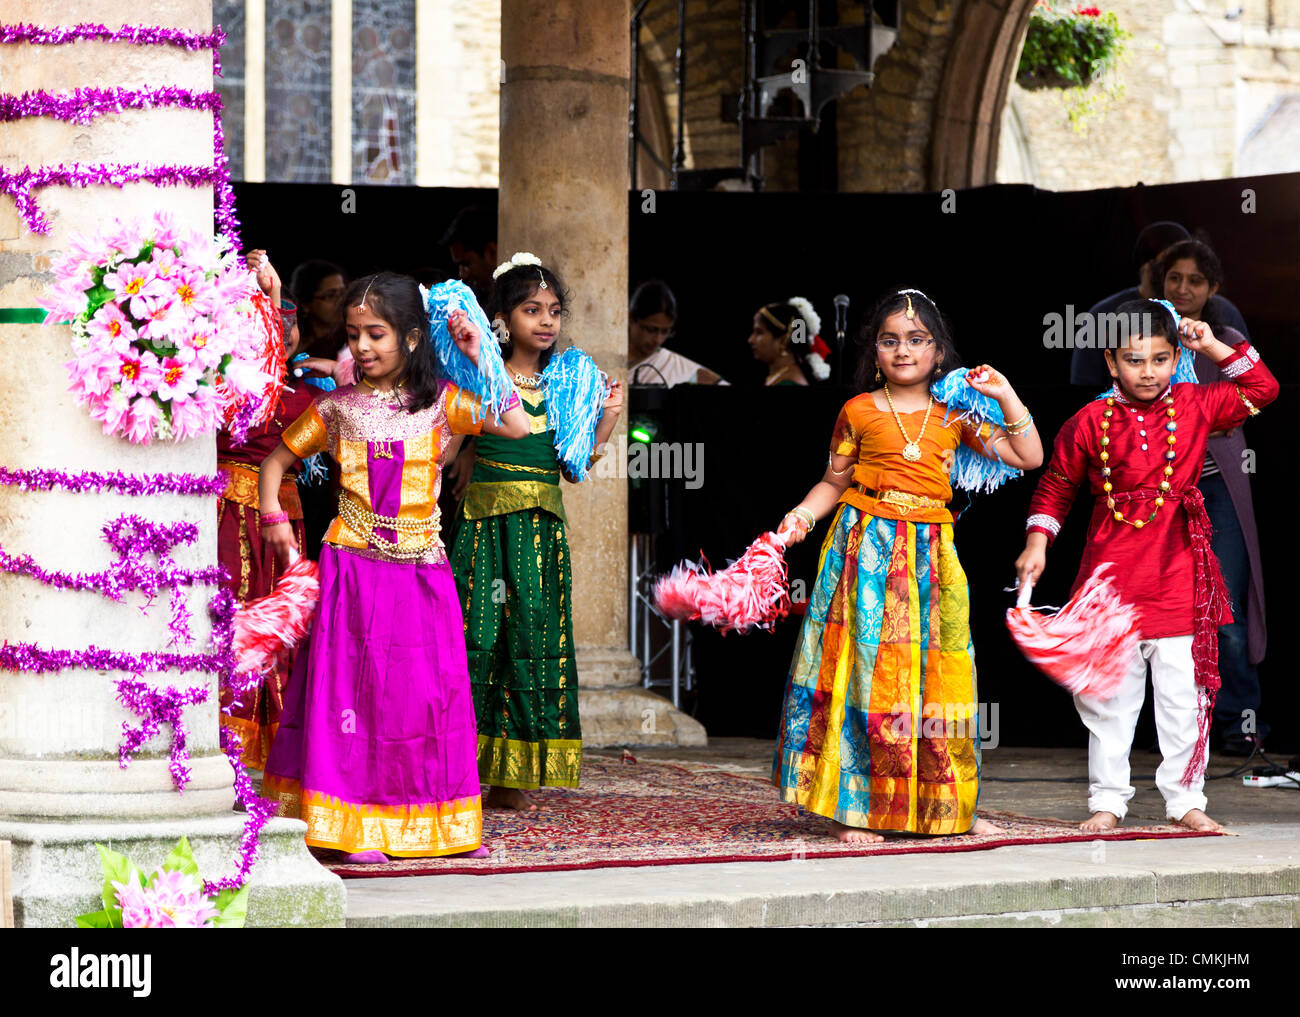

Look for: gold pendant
[902,441,922,462]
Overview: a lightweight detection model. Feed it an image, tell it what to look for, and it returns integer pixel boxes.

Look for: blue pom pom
[424,280,515,423]
[930,367,1023,494]
[542,346,607,480]
[297,453,329,487]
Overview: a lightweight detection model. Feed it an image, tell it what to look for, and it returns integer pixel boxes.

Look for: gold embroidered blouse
[282,382,484,563]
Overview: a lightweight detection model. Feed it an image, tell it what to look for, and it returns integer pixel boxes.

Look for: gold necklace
[766,363,794,386]
[512,370,543,390]
[883,383,934,462]
[361,377,404,401]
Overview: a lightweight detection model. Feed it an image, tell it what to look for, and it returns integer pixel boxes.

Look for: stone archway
[837,0,1035,192]
[930,0,1037,188]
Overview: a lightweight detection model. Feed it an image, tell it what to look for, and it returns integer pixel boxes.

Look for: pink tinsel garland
[0,468,269,890]
[0,22,241,246]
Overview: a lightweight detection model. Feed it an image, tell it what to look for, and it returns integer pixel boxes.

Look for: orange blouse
[831,392,994,524]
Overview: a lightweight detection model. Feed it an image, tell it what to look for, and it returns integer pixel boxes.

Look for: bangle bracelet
[260,510,289,527]
[1004,412,1033,436]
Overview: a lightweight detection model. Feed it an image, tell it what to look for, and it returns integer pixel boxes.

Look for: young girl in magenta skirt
[257,272,528,862]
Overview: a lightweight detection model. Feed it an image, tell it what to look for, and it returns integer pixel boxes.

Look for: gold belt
[219,461,302,517]
[856,483,946,514]
[475,456,560,476]
[337,493,440,561]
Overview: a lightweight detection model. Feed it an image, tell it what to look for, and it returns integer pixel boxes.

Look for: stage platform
[344,741,1300,928]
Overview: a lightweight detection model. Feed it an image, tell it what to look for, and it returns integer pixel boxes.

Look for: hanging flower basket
[1017,4,1128,90]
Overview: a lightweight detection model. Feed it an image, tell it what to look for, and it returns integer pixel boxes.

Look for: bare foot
[969,817,1005,836]
[485,786,537,812]
[831,821,885,844]
[1079,811,1120,832]
[1175,809,1223,832]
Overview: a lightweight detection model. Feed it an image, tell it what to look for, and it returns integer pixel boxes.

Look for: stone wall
[418,0,500,187]
[998,0,1300,190]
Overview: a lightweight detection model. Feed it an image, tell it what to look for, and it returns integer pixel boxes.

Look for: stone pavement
[344,740,1300,928]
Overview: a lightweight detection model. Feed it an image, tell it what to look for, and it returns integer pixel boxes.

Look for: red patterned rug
[323,754,1221,878]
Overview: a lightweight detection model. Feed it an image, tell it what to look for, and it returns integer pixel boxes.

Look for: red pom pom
[654,531,791,634]
[232,557,320,677]
[1006,563,1138,699]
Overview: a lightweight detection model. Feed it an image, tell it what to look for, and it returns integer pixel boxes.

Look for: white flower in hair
[492,251,543,280]
[788,296,821,338]
[806,352,831,381]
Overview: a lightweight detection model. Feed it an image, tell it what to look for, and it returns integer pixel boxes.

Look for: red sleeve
[1026,409,1091,544]
[1200,340,1278,431]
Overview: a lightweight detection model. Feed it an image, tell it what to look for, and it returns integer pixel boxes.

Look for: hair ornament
[787,296,822,337]
[896,288,933,321]
[357,276,375,311]
[492,251,544,281]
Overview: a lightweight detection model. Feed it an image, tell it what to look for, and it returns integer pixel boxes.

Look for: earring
[874,366,882,382]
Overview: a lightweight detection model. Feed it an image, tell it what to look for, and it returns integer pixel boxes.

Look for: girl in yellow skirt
[773,289,1043,842]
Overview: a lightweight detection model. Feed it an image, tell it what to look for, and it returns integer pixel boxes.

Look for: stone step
[344,824,1300,928]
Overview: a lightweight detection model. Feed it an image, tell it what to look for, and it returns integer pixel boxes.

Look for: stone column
[498,0,704,747]
[0,0,343,926]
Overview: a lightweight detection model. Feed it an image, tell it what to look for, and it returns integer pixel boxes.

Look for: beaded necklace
[1100,388,1177,528]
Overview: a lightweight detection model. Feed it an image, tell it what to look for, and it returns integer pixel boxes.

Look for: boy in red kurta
[1016,300,1277,833]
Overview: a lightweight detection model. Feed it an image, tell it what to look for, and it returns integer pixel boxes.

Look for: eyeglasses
[636,322,675,340]
[876,337,935,351]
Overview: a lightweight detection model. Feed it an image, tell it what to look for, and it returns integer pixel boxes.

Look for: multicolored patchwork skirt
[451,508,582,789]
[773,505,981,834]
[261,545,482,857]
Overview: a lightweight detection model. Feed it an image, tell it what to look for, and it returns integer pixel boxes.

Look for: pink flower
[114,348,164,398]
[150,211,181,251]
[176,325,224,369]
[169,390,211,441]
[156,357,201,402]
[1075,5,1101,14]
[151,246,182,281]
[137,294,189,342]
[124,396,162,445]
[103,261,168,319]
[113,869,219,928]
[86,303,137,351]
[87,389,132,436]
[220,356,272,397]
[169,267,210,316]
[103,218,150,258]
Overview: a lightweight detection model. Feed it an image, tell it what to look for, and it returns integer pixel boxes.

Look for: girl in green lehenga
[450,253,623,810]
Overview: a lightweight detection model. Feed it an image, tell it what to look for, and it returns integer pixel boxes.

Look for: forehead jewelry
[537,268,547,290]
[357,277,375,311]
[897,288,932,320]
[904,293,914,319]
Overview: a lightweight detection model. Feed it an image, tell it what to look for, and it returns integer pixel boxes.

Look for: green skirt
[450,507,582,788]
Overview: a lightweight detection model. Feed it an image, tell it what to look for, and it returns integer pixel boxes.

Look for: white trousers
[1073,635,1208,822]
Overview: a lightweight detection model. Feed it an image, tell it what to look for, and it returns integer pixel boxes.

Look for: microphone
[833,294,849,383]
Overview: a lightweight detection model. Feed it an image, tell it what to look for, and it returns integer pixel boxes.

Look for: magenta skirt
[262,544,482,856]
